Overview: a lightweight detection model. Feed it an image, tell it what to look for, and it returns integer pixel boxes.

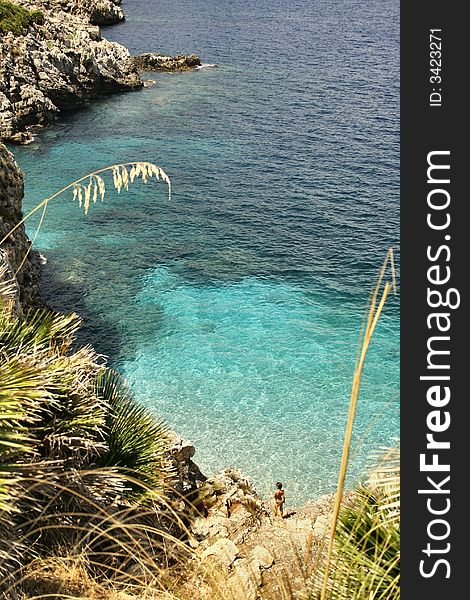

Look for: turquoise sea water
[11,0,399,503]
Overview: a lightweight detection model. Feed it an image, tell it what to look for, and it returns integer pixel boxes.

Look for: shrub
[0,1,44,36]
[0,298,173,583]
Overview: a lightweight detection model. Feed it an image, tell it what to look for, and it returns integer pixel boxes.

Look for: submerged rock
[133,52,201,72]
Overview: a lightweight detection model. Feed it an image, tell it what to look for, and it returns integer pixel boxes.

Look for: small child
[273,481,286,518]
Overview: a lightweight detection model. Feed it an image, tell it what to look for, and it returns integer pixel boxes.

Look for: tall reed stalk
[0,161,171,278]
[320,248,397,600]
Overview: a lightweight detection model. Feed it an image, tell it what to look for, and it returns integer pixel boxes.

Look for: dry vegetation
[1,166,399,599]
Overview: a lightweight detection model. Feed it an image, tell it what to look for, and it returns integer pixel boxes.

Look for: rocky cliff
[0,141,39,307]
[0,0,141,143]
[133,52,202,72]
[41,0,125,26]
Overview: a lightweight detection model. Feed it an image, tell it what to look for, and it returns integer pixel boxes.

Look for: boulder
[201,538,239,568]
[133,53,201,72]
[313,514,331,538]
[227,557,260,599]
[167,432,206,493]
[250,545,274,569]
[192,468,269,549]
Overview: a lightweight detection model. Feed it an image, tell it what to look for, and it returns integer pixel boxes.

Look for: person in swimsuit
[273,481,285,518]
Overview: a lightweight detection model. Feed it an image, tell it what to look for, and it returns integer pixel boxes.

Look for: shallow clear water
[11,0,399,503]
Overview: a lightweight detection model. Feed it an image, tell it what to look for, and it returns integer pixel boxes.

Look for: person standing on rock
[273,482,286,518]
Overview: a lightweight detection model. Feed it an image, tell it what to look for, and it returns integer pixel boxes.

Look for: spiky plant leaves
[0,303,64,576]
[332,488,400,599]
[0,302,105,570]
[0,350,58,518]
[0,305,81,356]
[0,260,17,308]
[95,370,172,494]
[312,449,400,600]
[1,302,107,463]
[35,349,107,464]
[0,358,43,452]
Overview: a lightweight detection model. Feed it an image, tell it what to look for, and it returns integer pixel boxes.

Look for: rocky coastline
[1,5,342,595]
[0,0,142,143]
[0,0,202,302]
[0,0,222,504]
[0,0,323,501]
[1,137,341,598]
[0,1,204,144]
[133,52,201,71]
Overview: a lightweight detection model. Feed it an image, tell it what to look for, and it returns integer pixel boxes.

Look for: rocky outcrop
[51,0,126,26]
[167,432,206,493]
[133,52,201,72]
[19,0,125,26]
[0,0,141,143]
[184,469,345,600]
[192,469,268,545]
[0,142,40,308]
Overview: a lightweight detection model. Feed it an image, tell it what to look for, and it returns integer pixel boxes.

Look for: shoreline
[0,0,201,143]
[1,0,343,509]
[1,0,271,503]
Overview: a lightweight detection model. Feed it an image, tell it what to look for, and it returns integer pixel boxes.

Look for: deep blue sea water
[11,0,399,503]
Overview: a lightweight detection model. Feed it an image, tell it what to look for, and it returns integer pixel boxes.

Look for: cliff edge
[0,141,39,306]
[0,0,141,143]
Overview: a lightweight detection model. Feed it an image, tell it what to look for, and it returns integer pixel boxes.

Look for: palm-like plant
[0,297,172,581]
[96,369,171,492]
[1,302,106,460]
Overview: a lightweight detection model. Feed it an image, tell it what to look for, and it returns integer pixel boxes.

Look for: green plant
[312,449,400,600]
[0,1,43,36]
[96,369,171,493]
[320,249,397,600]
[0,298,174,584]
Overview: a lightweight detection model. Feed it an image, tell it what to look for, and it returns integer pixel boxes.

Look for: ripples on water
[11,0,399,503]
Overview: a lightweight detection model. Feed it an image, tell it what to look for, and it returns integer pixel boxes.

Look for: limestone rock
[227,557,260,599]
[19,0,125,26]
[0,1,142,142]
[167,431,206,493]
[133,53,201,72]
[250,545,274,569]
[192,468,269,547]
[313,514,331,538]
[201,538,239,568]
[0,143,40,309]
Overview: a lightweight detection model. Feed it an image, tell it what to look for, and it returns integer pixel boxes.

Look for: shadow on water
[39,267,167,372]
[37,250,169,370]
[36,251,171,371]
[39,257,124,365]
